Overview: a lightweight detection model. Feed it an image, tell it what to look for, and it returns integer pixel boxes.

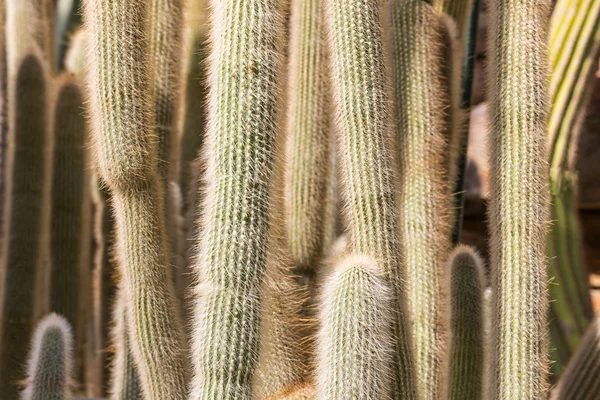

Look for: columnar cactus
[325,0,418,396]
[316,255,393,399]
[0,51,51,400]
[21,313,73,400]
[486,0,552,397]
[82,0,188,398]
[389,1,454,396]
[553,316,600,400]
[447,245,486,400]
[189,0,285,397]
[5,0,44,77]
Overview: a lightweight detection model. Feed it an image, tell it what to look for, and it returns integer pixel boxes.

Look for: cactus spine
[447,245,485,400]
[486,0,552,397]
[82,0,188,398]
[0,51,51,400]
[554,316,600,400]
[21,313,73,400]
[389,1,454,396]
[316,255,393,399]
[189,0,285,397]
[325,0,417,396]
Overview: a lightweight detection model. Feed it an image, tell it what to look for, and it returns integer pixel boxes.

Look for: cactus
[0,51,51,400]
[446,245,485,400]
[325,0,418,396]
[486,0,552,397]
[5,0,45,77]
[316,255,393,399]
[82,0,188,398]
[109,286,142,400]
[553,316,600,400]
[189,0,285,397]
[389,1,454,396]
[272,384,315,400]
[21,313,74,400]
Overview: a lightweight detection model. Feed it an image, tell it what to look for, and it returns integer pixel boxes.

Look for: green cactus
[553,316,600,400]
[189,0,286,397]
[316,255,393,399]
[109,286,142,400]
[21,313,73,400]
[0,50,51,400]
[447,245,485,400]
[325,0,418,396]
[82,0,188,398]
[389,1,454,396]
[486,0,552,397]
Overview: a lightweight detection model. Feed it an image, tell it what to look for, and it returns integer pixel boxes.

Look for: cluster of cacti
[0,0,600,399]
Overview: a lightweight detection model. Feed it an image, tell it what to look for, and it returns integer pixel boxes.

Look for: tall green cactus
[325,0,417,396]
[389,1,454,396]
[82,0,188,398]
[48,76,91,359]
[21,313,73,400]
[189,0,285,397]
[553,316,600,399]
[486,0,552,397]
[447,245,485,400]
[316,255,393,399]
[0,50,51,400]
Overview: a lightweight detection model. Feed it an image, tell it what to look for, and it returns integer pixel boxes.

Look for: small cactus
[486,0,552,397]
[21,313,74,400]
[446,245,486,400]
[316,255,393,400]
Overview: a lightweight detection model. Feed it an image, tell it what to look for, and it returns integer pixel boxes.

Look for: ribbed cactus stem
[0,51,51,400]
[447,245,485,400]
[389,1,454,396]
[284,0,331,272]
[189,0,285,398]
[486,0,552,397]
[82,1,187,398]
[316,255,393,399]
[21,313,73,400]
[554,316,600,399]
[325,0,417,395]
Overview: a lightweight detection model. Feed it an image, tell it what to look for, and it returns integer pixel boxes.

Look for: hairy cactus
[325,0,417,396]
[189,0,285,398]
[447,245,485,400]
[82,0,188,398]
[486,0,552,397]
[0,51,51,400]
[553,316,600,400]
[389,1,454,396]
[316,255,393,399]
[21,313,73,400]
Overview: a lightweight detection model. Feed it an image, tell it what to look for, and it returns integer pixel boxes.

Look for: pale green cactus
[486,0,552,397]
[316,255,393,400]
[447,245,486,400]
[189,0,286,398]
[325,0,418,395]
[82,0,188,398]
[21,313,73,400]
[389,1,454,396]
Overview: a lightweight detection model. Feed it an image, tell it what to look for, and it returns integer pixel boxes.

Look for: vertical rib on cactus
[82,0,187,398]
[48,76,91,372]
[554,316,600,400]
[389,2,453,396]
[284,0,331,272]
[486,0,552,397]
[316,255,393,399]
[189,0,285,397]
[447,245,485,400]
[109,286,142,400]
[325,0,417,395]
[0,51,50,400]
[21,313,73,400]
